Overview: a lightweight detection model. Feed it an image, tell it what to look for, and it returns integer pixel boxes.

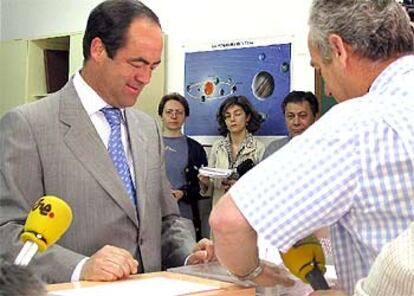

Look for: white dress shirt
[73,71,136,182]
[69,71,136,281]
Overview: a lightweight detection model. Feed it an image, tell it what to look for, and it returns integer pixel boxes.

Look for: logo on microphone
[31,198,54,218]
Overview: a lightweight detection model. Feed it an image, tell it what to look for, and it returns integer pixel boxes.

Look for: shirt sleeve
[71,257,89,282]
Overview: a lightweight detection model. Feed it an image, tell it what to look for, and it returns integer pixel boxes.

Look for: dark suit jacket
[0,80,194,283]
[262,137,291,160]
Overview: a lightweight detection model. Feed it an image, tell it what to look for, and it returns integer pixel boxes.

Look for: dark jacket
[179,136,208,204]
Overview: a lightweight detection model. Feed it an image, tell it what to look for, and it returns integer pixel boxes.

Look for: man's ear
[89,37,106,62]
[328,34,349,68]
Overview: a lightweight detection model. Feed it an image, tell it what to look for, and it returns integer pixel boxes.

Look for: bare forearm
[216,224,259,276]
[210,193,295,288]
[210,193,259,276]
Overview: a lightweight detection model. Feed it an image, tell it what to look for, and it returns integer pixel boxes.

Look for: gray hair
[309,0,414,63]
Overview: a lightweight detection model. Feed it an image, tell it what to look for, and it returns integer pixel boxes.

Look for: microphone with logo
[280,234,330,290]
[14,195,73,266]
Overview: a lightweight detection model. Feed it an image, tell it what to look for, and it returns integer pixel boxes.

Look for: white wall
[153,0,314,94]
[0,0,314,104]
[0,0,103,40]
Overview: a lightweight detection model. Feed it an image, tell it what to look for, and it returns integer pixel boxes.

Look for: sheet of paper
[49,276,220,296]
[198,167,232,178]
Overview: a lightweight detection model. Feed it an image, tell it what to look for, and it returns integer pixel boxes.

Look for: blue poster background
[184,43,291,136]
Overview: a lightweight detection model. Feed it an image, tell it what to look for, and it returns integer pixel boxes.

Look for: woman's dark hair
[217,95,262,136]
[157,92,190,117]
[83,0,161,60]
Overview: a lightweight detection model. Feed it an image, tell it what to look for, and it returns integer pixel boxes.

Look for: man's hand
[80,245,139,281]
[252,261,295,287]
[309,290,346,296]
[186,238,216,265]
[171,189,184,200]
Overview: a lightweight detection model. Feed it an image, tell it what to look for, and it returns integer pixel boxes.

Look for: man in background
[0,0,212,284]
[210,0,414,294]
[263,91,319,159]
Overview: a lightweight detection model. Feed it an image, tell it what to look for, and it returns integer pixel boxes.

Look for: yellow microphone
[280,234,330,290]
[14,196,73,266]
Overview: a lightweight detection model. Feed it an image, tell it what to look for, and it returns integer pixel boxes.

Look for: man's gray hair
[309,0,414,63]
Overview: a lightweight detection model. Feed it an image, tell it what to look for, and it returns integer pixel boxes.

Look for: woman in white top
[199,95,265,207]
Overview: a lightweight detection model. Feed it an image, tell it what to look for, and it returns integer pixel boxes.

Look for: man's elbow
[209,194,241,236]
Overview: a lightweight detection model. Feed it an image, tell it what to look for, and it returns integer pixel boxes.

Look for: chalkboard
[315,70,337,115]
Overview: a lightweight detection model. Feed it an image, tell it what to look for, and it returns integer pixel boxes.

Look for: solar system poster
[184,39,291,136]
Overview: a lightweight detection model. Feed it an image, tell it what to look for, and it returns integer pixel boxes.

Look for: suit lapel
[125,109,147,223]
[58,81,139,227]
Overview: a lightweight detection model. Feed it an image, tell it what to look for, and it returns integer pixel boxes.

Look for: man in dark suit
[262,91,319,160]
[0,0,213,283]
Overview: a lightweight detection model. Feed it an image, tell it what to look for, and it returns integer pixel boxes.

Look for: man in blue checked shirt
[210,0,414,294]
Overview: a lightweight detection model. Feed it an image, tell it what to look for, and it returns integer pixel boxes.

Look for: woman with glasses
[199,95,265,208]
[158,93,208,240]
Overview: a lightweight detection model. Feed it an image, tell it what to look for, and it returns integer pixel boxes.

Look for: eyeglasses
[164,109,185,117]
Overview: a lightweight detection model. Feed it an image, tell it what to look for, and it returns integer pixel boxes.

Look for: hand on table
[186,238,216,265]
[252,260,295,288]
[80,245,138,281]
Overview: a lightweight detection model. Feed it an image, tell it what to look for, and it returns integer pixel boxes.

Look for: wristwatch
[226,260,264,282]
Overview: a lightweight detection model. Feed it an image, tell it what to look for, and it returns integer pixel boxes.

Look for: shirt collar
[369,55,414,94]
[73,71,126,120]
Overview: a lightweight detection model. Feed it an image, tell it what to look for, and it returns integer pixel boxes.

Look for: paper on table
[198,167,232,178]
[49,277,220,296]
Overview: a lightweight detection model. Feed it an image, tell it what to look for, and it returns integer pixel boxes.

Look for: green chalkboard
[321,79,337,115]
[318,75,337,115]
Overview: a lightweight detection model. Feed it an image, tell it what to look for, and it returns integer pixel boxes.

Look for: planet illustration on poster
[184,42,291,136]
[186,76,237,102]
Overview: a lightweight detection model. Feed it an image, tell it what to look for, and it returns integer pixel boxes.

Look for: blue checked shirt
[230,55,414,294]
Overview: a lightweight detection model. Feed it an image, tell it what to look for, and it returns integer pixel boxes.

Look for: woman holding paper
[199,95,265,207]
